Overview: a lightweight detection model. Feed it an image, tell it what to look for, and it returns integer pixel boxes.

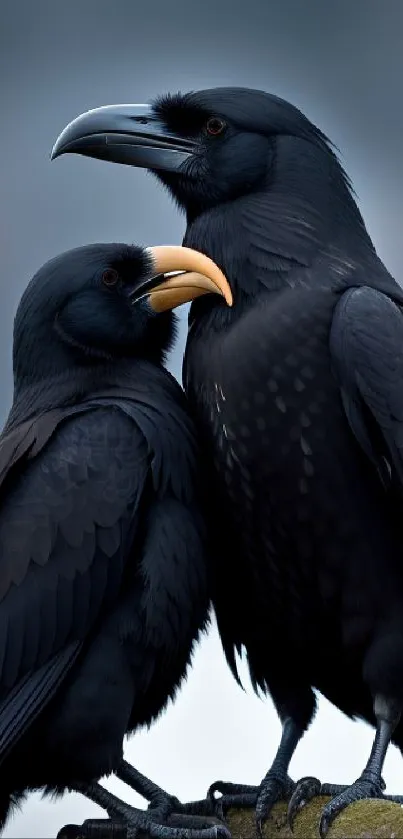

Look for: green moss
[225,796,403,838]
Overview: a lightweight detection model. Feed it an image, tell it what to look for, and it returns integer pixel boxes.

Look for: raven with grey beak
[0,241,232,839]
[52,87,403,836]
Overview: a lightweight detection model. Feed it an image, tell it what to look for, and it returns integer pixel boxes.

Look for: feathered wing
[0,405,150,760]
[330,285,403,491]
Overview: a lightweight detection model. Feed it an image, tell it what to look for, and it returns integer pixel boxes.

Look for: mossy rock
[226,796,403,838]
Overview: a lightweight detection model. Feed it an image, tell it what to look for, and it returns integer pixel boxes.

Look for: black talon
[208,782,226,801]
[255,772,295,832]
[69,779,231,839]
[287,774,403,836]
[318,776,388,838]
[208,782,258,803]
[206,781,259,818]
[287,776,321,830]
[316,694,403,836]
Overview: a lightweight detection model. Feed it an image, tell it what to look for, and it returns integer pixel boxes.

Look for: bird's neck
[182,140,403,371]
[184,136,375,306]
[9,360,132,426]
[13,317,102,389]
[8,312,164,435]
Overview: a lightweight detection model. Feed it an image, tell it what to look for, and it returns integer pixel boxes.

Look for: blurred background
[1,0,403,834]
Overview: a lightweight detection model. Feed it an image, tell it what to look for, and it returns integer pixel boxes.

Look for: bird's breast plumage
[185,285,403,671]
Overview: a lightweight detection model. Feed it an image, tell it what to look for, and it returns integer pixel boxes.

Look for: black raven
[0,241,232,839]
[51,88,403,836]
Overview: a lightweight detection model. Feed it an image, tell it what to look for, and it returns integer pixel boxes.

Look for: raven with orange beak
[52,87,403,837]
[0,241,232,839]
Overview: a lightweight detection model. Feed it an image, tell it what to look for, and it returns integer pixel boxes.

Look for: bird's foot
[114,760,225,825]
[287,772,403,837]
[208,781,260,819]
[208,774,295,831]
[287,777,340,831]
[255,773,295,835]
[317,772,399,839]
[57,806,231,839]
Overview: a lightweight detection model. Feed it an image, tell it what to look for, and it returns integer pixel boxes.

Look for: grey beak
[51,103,197,172]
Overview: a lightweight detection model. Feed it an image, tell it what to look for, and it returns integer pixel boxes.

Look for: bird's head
[13,242,232,385]
[52,88,374,306]
[51,87,354,222]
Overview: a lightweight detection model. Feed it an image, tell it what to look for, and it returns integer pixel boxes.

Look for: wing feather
[0,406,149,758]
[330,286,403,489]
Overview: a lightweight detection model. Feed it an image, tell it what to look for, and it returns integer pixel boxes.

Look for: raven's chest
[186,288,403,655]
[191,289,341,476]
[187,288,376,562]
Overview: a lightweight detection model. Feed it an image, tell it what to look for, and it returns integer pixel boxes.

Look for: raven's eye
[102,268,119,287]
[205,117,226,136]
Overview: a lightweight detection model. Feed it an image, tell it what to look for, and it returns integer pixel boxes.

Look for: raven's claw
[287,772,403,837]
[318,774,389,838]
[57,808,231,839]
[287,776,323,829]
[208,781,259,819]
[255,773,295,834]
[207,774,295,832]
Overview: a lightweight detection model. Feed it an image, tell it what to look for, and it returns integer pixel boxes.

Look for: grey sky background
[1,1,403,835]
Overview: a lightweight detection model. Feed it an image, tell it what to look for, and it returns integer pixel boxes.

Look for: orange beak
[142,246,233,311]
